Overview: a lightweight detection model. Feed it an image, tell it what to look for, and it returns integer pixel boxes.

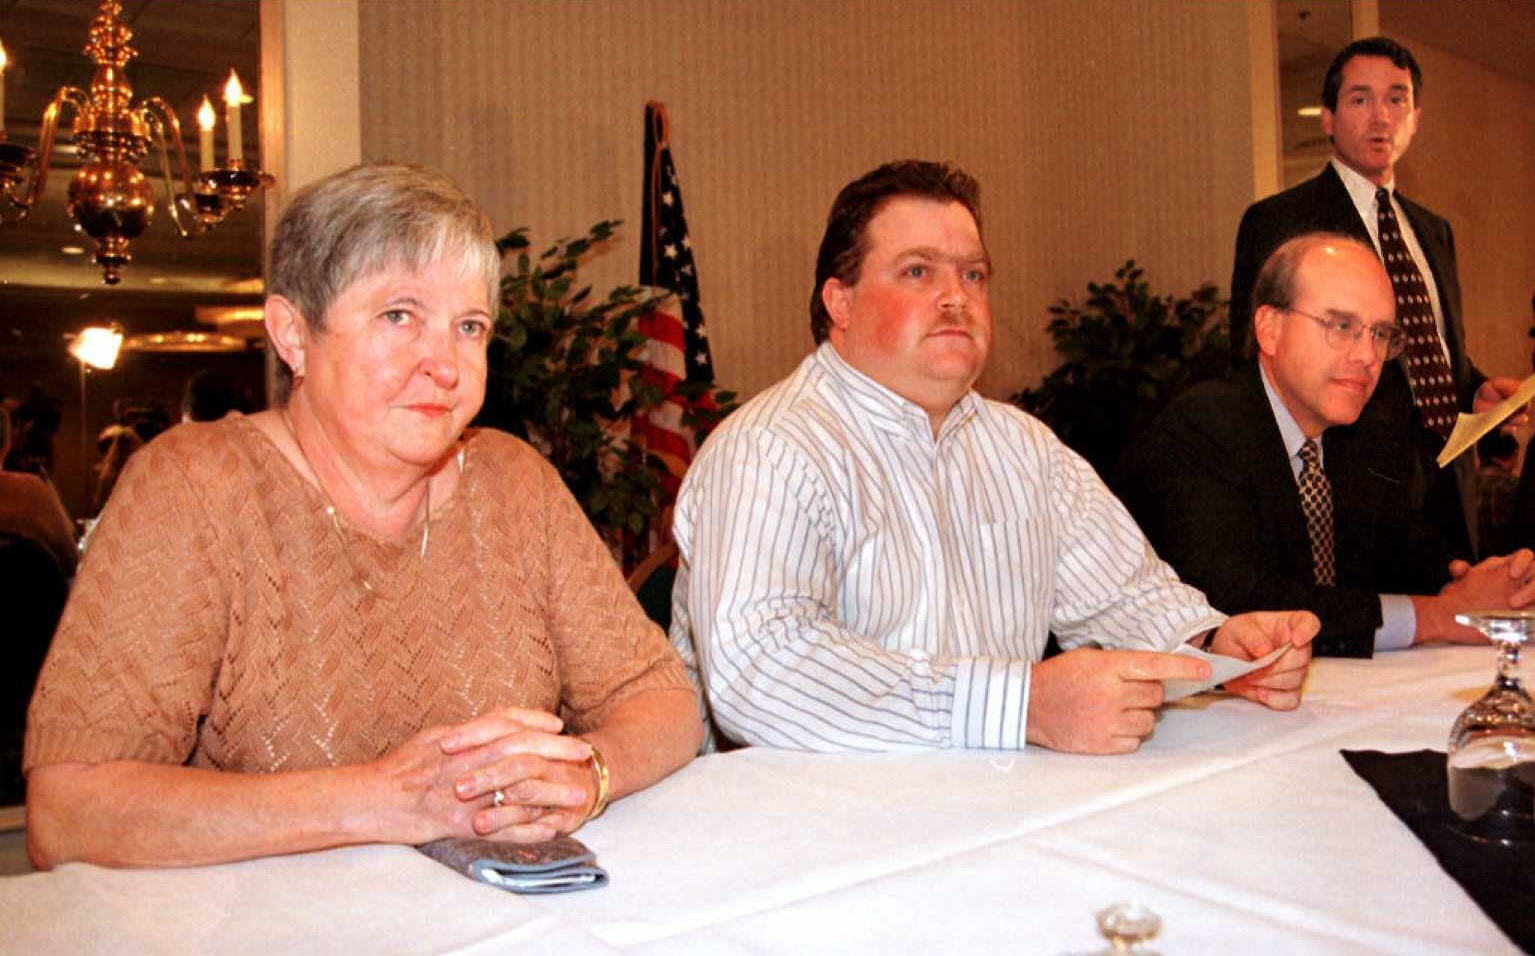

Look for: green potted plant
[476,220,735,570]
[1011,260,1227,477]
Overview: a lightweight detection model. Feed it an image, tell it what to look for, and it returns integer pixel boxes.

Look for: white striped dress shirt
[670,344,1225,752]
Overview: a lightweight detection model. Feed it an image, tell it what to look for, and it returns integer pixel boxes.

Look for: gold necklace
[281,411,433,593]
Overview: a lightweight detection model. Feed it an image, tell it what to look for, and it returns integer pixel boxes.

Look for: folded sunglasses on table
[417,835,609,894]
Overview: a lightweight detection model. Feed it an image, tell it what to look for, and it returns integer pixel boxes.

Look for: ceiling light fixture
[0,0,272,285]
[121,330,249,353]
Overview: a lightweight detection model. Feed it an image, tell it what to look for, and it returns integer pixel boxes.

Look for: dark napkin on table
[1341,749,1534,953]
[418,834,609,894]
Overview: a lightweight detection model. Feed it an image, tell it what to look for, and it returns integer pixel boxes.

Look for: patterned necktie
[1375,186,1459,438]
[1297,439,1336,586]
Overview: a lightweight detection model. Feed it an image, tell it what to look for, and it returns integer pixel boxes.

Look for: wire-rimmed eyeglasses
[1286,307,1405,360]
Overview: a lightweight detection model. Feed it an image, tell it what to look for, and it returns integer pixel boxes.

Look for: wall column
[1247,0,1281,201]
[257,0,362,400]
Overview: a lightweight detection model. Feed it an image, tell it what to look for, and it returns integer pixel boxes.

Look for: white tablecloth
[0,647,1519,954]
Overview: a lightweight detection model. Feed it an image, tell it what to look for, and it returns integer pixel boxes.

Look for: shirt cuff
[951,658,1030,750]
[1173,614,1229,650]
[1374,594,1416,651]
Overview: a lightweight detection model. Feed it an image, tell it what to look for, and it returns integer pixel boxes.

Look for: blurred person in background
[1477,431,1520,558]
[0,405,77,577]
[4,386,63,482]
[90,423,144,518]
[181,369,250,423]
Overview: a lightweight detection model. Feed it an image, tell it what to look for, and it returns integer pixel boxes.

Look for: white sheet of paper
[1162,643,1290,702]
[1436,372,1535,467]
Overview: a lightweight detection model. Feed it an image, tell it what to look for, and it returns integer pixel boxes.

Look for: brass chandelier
[0,0,272,285]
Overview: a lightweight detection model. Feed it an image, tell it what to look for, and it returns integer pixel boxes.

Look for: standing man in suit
[1121,234,1533,658]
[1228,36,1523,558]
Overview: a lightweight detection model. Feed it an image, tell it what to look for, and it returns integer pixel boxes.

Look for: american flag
[636,101,716,491]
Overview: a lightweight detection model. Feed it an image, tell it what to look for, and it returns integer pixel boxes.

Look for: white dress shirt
[670,343,1225,752]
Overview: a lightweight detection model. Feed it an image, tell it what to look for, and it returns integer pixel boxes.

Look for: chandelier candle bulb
[224,70,245,165]
[0,40,8,136]
[197,96,215,172]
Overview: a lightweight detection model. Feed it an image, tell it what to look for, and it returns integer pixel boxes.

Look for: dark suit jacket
[1511,455,1535,552]
[1227,163,1487,555]
[1115,368,1454,658]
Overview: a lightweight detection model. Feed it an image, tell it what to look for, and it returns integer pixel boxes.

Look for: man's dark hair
[4,385,62,476]
[1321,36,1422,112]
[808,160,982,344]
[181,370,248,422]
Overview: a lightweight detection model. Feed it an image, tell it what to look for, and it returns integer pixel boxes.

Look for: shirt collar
[1258,362,1316,468]
[814,341,981,442]
[1330,156,1394,223]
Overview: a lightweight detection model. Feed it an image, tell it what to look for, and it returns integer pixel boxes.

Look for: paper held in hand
[1436,372,1535,468]
[1163,643,1290,702]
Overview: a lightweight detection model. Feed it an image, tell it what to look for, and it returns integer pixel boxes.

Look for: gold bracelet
[585,742,611,821]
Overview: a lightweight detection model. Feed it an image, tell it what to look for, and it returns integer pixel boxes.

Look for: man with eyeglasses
[1227,36,1524,561]
[1119,234,1534,657]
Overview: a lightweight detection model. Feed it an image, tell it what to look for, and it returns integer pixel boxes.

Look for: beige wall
[356,0,1259,400]
[1386,36,1535,381]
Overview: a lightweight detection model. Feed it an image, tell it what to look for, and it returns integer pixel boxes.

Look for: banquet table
[0,646,1522,954]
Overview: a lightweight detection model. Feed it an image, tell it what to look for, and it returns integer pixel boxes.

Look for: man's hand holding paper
[1438,373,1535,467]
[1201,610,1318,710]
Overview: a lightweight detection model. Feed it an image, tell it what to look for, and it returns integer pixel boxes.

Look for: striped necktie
[1376,186,1459,438]
[1297,439,1336,586]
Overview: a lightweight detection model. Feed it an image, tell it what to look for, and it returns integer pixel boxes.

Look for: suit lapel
[1315,165,1375,245]
[1322,425,1380,587]
[1238,370,1316,577]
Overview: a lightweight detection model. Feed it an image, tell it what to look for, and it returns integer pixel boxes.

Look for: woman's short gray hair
[268,162,500,386]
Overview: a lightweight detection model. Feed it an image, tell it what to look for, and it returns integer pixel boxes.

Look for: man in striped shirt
[670,160,1317,754]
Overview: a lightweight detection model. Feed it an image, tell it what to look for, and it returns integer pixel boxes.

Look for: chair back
[626,540,734,754]
[0,533,69,804]
[626,540,679,631]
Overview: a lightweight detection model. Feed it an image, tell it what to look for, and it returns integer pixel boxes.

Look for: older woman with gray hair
[25,163,701,868]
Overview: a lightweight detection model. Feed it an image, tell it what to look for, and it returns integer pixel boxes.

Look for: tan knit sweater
[26,416,690,774]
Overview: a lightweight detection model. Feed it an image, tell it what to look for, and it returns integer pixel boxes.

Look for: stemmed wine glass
[1446,610,1535,843]
[1094,902,1162,955]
